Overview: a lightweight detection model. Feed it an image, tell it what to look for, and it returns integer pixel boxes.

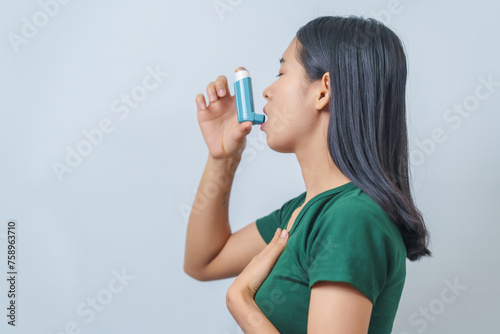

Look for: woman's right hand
[195,75,253,161]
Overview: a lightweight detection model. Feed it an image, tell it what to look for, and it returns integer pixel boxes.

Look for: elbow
[183,263,211,282]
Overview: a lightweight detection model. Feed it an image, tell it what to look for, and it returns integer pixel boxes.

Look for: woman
[184,15,431,334]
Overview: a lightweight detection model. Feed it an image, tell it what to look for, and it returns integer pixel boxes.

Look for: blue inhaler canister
[234,67,266,125]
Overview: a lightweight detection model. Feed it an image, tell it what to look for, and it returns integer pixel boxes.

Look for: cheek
[263,106,303,152]
[263,80,310,150]
[271,83,303,129]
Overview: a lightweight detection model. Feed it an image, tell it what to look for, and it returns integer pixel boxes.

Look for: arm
[226,292,280,334]
[307,281,373,334]
[185,75,267,281]
[183,154,238,279]
[183,155,267,281]
[227,281,373,334]
[305,200,397,333]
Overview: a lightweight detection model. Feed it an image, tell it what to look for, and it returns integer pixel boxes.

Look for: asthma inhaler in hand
[234,67,266,125]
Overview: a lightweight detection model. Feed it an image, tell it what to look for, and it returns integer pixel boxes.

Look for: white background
[0,0,499,333]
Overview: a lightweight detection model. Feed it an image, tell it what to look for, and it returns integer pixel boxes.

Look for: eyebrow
[279,57,286,64]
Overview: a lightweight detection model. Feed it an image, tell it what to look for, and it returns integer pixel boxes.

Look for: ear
[315,72,331,111]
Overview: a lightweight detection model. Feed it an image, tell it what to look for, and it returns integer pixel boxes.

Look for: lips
[263,107,268,124]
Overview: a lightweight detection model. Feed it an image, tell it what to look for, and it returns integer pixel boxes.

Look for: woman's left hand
[227,227,289,300]
[226,228,289,333]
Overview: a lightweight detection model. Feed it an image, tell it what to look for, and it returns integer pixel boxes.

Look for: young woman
[185,15,431,334]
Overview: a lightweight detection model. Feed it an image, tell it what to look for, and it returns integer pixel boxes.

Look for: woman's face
[262,37,330,153]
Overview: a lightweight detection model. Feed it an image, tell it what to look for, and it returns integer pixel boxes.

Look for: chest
[254,226,311,333]
[285,206,303,232]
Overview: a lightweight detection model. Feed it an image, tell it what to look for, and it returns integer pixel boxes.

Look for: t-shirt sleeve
[256,195,301,244]
[306,199,396,304]
[255,208,281,244]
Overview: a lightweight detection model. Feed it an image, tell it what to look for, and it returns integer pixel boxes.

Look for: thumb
[232,121,252,142]
[240,121,252,134]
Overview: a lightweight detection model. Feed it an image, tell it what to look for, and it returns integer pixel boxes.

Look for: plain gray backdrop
[1,0,499,333]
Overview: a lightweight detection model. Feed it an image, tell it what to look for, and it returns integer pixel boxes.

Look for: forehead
[281,38,299,65]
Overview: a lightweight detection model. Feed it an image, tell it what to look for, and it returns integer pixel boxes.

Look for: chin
[264,132,295,153]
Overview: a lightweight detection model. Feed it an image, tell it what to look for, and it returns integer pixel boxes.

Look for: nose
[263,83,272,100]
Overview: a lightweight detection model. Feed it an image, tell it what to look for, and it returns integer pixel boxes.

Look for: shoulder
[303,185,407,302]
[318,187,397,235]
[307,187,407,260]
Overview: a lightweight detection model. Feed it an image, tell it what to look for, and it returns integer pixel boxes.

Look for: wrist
[208,154,241,172]
[226,289,279,334]
[209,153,241,163]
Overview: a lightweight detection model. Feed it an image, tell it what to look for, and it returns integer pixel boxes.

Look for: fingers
[251,228,288,260]
[261,228,288,257]
[195,93,207,110]
[206,75,229,103]
[251,228,287,268]
[195,75,231,110]
[214,75,229,98]
[271,227,282,240]
[272,227,288,244]
[195,75,230,110]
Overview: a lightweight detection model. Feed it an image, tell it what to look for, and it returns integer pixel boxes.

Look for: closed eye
[276,73,283,77]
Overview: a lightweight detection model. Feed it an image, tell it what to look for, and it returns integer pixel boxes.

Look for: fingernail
[218,88,225,96]
[199,102,205,110]
[280,229,287,239]
[209,93,216,101]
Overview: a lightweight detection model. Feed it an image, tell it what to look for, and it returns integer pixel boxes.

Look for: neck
[295,137,351,205]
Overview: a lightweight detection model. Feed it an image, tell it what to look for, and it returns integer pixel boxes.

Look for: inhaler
[234,67,266,125]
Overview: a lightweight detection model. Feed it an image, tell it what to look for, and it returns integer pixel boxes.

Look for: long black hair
[295,15,431,261]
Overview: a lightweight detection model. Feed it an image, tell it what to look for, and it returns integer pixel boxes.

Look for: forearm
[184,153,240,278]
[227,291,280,334]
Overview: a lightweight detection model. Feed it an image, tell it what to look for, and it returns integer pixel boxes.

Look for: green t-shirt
[254,181,407,334]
